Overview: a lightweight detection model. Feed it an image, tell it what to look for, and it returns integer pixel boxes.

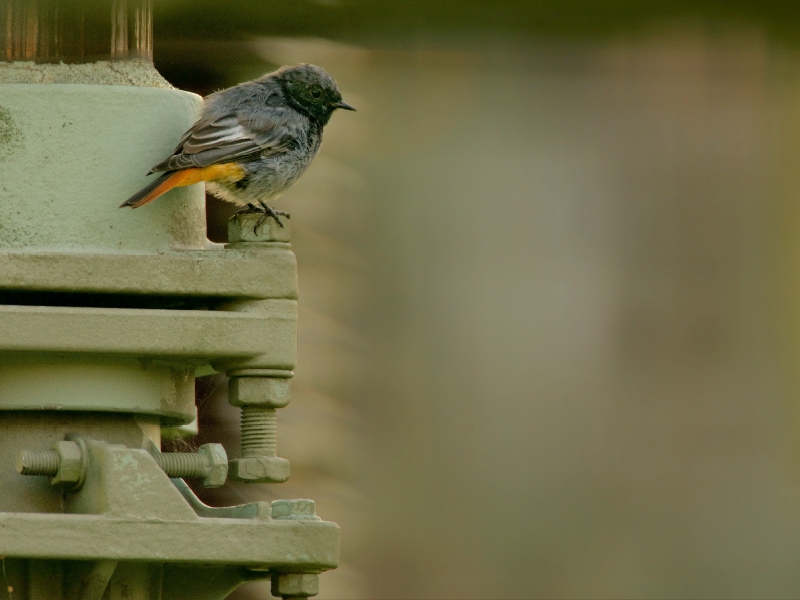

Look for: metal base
[0,438,338,600]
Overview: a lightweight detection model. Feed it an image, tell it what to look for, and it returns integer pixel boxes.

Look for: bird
[120,64,356,229]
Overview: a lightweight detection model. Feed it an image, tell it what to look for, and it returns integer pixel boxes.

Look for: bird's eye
[311,88,322,99]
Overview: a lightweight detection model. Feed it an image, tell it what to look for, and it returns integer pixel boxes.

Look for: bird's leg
[254,201,290,233]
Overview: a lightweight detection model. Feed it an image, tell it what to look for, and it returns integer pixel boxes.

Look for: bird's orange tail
[120,171,189,208]
[120,164,247,208]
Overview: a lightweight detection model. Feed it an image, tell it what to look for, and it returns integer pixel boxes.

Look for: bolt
[153,443,228,488]
[241,406,277,457]
[16,439,87,489]
[228,375,292,483]
[271,574,319,599]
[18,441,228,489]
[16,450,59,476]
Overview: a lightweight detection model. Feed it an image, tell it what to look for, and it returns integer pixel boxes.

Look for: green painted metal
[0,246,298,298]
[0,356,196,423]
[0,438,339,599]
[0,506,339,566]
[0,70,336,598]
[221,215,296,485]
[0,60,172,87]
[273,574,321,599]
[0,84,205,254]
[0,302,297,360]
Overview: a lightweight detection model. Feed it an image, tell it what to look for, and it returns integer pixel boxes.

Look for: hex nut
[198,443,228,488]
[229,376,291,408]
[50,440,85,488]
[271,499,319,521]
[271,574,319,598]
[228,456,290,483]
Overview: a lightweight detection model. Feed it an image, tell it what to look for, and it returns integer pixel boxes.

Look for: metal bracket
[4,438,338,599]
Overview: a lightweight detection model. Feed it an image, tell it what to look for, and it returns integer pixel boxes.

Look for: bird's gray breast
[238,122,322,201]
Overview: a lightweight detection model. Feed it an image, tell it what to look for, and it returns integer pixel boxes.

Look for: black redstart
[120,64,355,228]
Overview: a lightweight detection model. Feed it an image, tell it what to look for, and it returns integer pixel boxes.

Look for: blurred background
[155,1,800,598]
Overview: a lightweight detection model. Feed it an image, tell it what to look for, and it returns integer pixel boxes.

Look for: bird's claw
[233,203,290,234]
[254,202,290,234]
[233,203,262,217]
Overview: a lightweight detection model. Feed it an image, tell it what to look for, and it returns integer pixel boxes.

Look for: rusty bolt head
[228,456,289,483]
[198,443,228,488]
[50,440,86,489]
[271,574,319,598]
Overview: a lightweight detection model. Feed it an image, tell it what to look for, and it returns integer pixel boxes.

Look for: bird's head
[276,64,355,125]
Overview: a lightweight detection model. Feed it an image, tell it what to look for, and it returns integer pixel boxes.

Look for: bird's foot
[254,202,290,233]
[232,203,290,234]
[234,203,263,216]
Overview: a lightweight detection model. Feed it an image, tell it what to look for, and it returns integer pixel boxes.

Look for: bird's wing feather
[150,114,295,173]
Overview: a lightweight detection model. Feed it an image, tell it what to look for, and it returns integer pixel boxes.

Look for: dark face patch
[279,64,345,125]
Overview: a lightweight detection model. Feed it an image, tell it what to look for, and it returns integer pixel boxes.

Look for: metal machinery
[0,1,340,598]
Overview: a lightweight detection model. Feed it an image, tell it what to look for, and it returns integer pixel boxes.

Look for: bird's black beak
[333,100,357,111]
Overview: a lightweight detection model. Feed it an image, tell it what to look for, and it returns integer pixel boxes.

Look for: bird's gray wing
[149,114,294,173]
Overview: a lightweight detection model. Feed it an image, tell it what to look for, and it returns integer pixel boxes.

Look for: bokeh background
[156,2,800,598]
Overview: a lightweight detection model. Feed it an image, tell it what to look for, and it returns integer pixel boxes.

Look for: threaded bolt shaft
[241,406,277,457]
[16,450,59,476]
[154,452,209,479]
[17,443,227,488]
